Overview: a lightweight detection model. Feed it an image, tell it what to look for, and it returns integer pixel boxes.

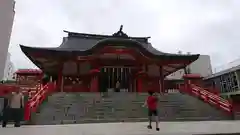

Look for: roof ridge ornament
[112,25,128,38]
[119,25,123,32]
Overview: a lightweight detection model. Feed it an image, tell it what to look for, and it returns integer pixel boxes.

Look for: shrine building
[20,26,199,93]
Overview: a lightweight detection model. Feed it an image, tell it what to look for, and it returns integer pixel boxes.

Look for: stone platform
[1,121,240,135]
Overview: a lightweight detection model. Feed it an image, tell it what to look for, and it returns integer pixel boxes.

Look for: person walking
[142,91,160,131]
[1,91,11,128]
[9,88,24,127]
[115,80,120,92]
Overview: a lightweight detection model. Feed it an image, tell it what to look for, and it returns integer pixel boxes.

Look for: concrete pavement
[1,121,240,135]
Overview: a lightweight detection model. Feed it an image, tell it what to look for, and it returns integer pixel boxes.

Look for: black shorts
[148,109,158,116]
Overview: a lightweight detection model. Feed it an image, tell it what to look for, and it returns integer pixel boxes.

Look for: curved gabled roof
[59,30,155,53]
[19,28,200,76]
[58,33,163,55]
[20,30,199,59]
[20,37,199,61]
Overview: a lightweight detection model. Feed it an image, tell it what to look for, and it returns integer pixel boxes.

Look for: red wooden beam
[96,46,193,65]
[30,46,193,67]
[97,59,138,66]
[28,46,194,78]
[15,69,42,75]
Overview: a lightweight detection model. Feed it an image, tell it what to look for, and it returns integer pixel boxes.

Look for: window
[219,72,240,92]
[234,79,238,87]
[223,83,226,92]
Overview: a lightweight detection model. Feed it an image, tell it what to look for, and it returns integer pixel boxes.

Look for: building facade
[0,0,15,80]
[20,28,200,93]
[3,52,15,80]
[204,65,240,99]
[167,55,212,79]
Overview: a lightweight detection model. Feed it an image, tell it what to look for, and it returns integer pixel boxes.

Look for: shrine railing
[0,84,42,97]
[0,84,17,96]
[24,82,56,121]
[179,83,232,113]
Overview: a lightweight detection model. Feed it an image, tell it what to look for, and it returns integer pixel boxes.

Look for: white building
[167,55,212,79]
[3,52,15,80]
[0,0,15,80]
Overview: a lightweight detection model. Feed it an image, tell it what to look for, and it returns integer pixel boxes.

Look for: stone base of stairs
[32,92,232,125]
[2,121,240,135]
[25,116,232,125]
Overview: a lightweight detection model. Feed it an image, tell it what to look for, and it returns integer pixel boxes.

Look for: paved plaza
[1,121,240,135]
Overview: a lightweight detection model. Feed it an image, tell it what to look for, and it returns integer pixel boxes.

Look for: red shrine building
[20,26,199,93]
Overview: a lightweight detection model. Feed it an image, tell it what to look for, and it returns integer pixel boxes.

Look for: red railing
[0,84,17,96]
[24,82,56,121]
[179,83,232,113]
[0,83,41,97]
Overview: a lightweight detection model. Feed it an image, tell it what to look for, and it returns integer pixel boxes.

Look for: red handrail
[186,84,232,113]
[24,82,56,121]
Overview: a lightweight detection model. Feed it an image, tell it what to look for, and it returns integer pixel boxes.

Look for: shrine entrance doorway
[100,66,135,92]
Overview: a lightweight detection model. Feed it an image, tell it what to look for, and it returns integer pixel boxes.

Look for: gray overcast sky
[8,0,240,71]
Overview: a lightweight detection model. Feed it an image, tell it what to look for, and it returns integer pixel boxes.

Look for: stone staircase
[30,91,232,125]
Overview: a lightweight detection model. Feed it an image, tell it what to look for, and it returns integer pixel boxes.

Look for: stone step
[32,92,231,125]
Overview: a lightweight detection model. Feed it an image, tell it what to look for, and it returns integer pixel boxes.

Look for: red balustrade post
[204,94,209,102]
[24,101,31,121]
[216,98,221,109]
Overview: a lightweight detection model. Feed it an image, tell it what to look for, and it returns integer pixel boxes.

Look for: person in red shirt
[142,90,159,131]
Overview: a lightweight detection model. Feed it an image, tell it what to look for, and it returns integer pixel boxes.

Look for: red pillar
[183,77,191,94]
[136,72,146,93]
[137,77,143,93]
[95,76,99,92]
[89,59,98,92]
[57,63,63,92]
[90,75,99,92]
[159,66,165,94]
[89,69,100,92]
